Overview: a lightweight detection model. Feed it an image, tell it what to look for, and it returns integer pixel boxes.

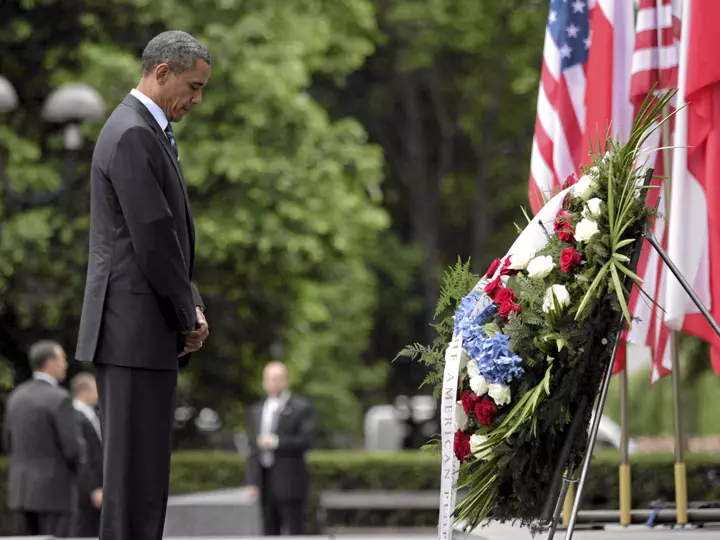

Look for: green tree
[325,0,548,391]
[0,0,388,444]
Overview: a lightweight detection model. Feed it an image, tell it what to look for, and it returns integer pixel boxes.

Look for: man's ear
[155,63,172,85]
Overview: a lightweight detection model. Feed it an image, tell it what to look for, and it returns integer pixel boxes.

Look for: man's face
[262,364,289,398]
[155,58,211,122]
[48,346,68,383]
[86,380,99,407]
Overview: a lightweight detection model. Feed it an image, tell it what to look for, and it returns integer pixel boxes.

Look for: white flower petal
[455,401,469,431]
[583,198,603,217]
[542,285,571,314]
[527,255,555,279]
[572,175,596,200]
[509,248,536,270]
[488,383,512,406]
[470,433,491,460]
[469,373,489,396]
[575,218,599,242]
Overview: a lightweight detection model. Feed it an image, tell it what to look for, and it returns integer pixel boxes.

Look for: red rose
[498,299,522,320]
[461,392,480,416]
[474,399,498,427]
[559,247,582,273]
[561,173,578,190]
[484,277,502,300]
[454,430,472,462]
[494,287,516,305]
[500,257,519,276]
[554,211,575,243]
[485,258,502,278]
[558,228,575,243]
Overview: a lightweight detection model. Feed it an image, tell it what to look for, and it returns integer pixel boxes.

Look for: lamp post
[0,74,105,205]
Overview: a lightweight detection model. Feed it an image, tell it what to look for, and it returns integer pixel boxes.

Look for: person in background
[71,372,103,537]
[246,362,317,536]
[2,340,82,537]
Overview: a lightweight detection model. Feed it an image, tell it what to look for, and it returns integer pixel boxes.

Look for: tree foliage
[1,0,559,445]
[0,0,388,442]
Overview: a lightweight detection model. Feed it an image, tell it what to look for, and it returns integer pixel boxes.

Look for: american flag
[615,0,682,381]
[528,0,634,213]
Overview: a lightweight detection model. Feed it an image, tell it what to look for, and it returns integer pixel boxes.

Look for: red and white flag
[528,0,635,214]
[614,0,681,379]
[663,0,720,374]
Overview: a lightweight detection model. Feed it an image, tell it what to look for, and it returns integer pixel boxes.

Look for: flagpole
[664,0,692,524]
[619,363,631,526]
[662,109,688,526]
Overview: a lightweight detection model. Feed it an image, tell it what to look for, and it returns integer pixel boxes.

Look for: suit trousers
[96,363,177,540]
[12,511,70,537]
[72,504,101,537]
[260,466,305,535]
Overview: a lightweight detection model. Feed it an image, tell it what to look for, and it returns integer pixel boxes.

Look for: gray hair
[141,30,211,75]
[70,372,96,397]
[28,340,61,371]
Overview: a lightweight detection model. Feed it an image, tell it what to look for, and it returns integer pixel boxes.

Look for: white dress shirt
[130,88,169,131]
[32,371,58,387]
[259,391,290,467]
[74,399,102,442]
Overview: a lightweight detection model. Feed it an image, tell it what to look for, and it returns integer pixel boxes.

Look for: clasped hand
[179,307,209,357]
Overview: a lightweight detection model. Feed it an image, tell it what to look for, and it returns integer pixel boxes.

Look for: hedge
[1,451,719,533]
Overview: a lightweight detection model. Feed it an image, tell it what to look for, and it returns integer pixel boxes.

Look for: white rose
[572,174,595,200]
[455,401,469,431]
[509,248,535,270]
[488,383,512,406]
[543,284,571,314]
[527,255,555,279]
[470,433,492,460]
[575,218,600,242]
[469,372,489,397]
[583,198,603,218]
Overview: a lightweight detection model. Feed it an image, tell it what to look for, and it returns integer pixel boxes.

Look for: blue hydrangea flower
[466,333,524,385]
[454,292,481,336]
[476,304,498,325]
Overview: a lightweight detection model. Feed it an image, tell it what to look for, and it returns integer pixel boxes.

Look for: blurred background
[0,0,718,535]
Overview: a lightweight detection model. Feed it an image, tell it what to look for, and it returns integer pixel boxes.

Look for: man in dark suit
[3,340,82,537]
[246,362,318,535]
[75,30,211,540]
[71,373,103,537]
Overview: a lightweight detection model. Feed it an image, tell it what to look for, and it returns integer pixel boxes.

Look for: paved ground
[465,523,720,540]
[4,524,720,539]
[5,527,720,539]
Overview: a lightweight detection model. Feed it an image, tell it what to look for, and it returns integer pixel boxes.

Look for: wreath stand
[540,170,720,540]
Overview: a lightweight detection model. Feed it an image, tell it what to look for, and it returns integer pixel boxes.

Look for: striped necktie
[164,123,179,161]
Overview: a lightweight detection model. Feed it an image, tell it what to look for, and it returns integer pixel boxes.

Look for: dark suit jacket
[73,409,103,536]
[245,395,317,501]
[76,93,203,370]
[3,379,83,513]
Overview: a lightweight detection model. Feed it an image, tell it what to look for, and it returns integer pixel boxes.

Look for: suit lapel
[121,95,196,255]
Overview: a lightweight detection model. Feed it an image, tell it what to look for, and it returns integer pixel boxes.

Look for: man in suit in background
[71,373,103,537]
[246,362,318,535]
[3,340,82,537]
[75,30,211,540]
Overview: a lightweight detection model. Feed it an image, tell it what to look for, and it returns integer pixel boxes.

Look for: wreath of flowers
[399,92,674,530]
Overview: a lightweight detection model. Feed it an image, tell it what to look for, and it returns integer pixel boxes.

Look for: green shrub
[0,451,719,533]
